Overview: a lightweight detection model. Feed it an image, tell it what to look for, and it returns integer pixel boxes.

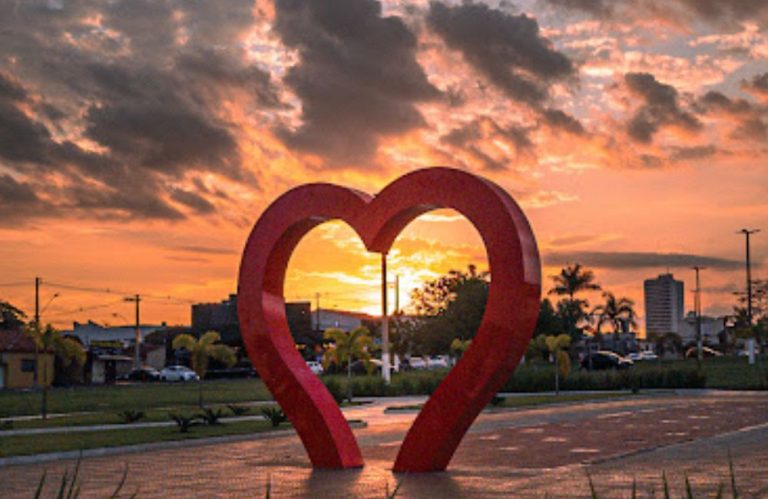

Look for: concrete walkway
[0,391,766,497]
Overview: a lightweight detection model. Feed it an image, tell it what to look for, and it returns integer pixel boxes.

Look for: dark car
[581,351,634,371]
[120,367,161,382]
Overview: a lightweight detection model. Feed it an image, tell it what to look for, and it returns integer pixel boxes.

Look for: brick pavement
[0,391,766,497]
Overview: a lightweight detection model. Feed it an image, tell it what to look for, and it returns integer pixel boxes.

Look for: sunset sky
[0,0,766,334]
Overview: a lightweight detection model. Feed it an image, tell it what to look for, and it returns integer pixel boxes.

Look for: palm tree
[172,331,236,407]
[592,292,637,333]
[544,334,571,395]
[322,326,373,402]
[549,263,601,338]
[26,324,86,419]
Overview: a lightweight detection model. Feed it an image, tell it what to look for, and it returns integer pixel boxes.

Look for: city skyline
[0,1,766,331]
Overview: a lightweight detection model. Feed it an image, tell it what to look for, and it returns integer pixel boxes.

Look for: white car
[407,356,427,370]
[427,355,450,369]
[159,365,200,382]
[306,360,324,375]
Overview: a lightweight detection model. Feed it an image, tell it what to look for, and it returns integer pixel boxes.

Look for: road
[0,391,766,497]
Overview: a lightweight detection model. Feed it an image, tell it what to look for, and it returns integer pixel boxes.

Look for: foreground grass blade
[728,451,738,499]
[662,471,670,499]
[684,473,693,499]
[109,464,130,499]
[33,470,47,499]
[631,477,637,499]
[587,472,598,499]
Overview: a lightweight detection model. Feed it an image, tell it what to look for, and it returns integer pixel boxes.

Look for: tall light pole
[691,266,706,365]
[738,229,760,325]
[381,254,391,384]
[124,294,142,369]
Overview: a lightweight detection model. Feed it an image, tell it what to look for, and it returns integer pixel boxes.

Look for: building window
[21,359,36,373]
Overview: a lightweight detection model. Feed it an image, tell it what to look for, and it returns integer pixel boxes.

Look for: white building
[311,309,375,332]
[678,312,725,345]
[644,273,685,336]
[62,321,164,347]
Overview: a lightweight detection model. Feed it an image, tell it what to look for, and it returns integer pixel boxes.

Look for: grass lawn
[633,355,767,389]
[3,403,277,430]
[0,378,272,418]
[0,419,286,458]
[385,391,632,412]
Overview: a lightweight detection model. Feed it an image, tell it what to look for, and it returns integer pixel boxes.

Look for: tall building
[644,273,685,336]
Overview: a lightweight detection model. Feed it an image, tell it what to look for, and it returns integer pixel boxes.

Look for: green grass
[2,403,280,430]
[0,378,272,418]
[385,392,631,412]
[633,355,767,389]
[0,419,283,458]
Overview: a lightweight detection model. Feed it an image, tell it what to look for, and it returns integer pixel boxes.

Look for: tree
[533,298,563,337]
[172,331,236,407]
[322,326,373,402]
[0,300,27,331]
[544,334,571,395]
[592,292,637,334]
[548,263,601,339]
[26,324,86,419]
[409,265,489,354]
[449,338,471,365]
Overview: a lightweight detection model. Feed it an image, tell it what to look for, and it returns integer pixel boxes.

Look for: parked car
[120,366,160,382]
[159,365,199,382]
[427,355,450,369]
[685,346,723,358]
[306,360,324,375]
[627,351,658,362]
[406,356,427,370]
[581,351,634,370]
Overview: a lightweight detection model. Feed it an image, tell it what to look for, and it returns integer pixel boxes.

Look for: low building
[0,330,54,389]
[678,312,725,346]
[191,294,240,344]
[62,321,163,348]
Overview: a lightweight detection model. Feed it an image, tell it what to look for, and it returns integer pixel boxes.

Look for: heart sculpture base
[238,167,540,472]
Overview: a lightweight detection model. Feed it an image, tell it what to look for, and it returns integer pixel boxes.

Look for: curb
[0,421,367,468]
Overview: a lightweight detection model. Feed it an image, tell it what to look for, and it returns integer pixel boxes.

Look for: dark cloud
[546,0,612,16]
[742,73,768,97]
[541,108,585,135]
[0,173,51,225]
[544,251,744,270]
[274,0,439,165]
[169,188,216,214]
[428,1,574,106]
[697,91,767,141]
[544,0,768,29]
[0,0,277,223]
[667,144,718,161]
[170,245,237,255]
[624,72,701,143]
[440,117,533,171]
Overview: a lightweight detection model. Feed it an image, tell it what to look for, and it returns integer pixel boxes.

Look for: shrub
[169,413,199,433]
[117,410,145,424]
[198,407,225,426]
[227,404,251,416]
[261,407,288,427]
[323,378,346,404]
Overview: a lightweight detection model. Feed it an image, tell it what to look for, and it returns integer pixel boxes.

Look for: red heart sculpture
[237,167,541,471]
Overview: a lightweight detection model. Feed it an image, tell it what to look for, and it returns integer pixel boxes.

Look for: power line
[0,280,31,287]
[45,299,126,318]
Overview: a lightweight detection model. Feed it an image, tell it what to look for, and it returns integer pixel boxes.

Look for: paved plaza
[1,391,767,497]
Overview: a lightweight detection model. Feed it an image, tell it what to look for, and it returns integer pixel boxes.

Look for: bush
[323,378,346,404]
[117,410,145,424]
[197,407,224,426]
[261,407,288,427]
[169,413,199,433]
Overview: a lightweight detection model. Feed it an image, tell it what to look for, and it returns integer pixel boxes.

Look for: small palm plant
[169,413,199,433]
[172,331,237,407]
[117,410,145,424]
[261,407,288,427]
[544,334,572,395]
[198,407,224,426]
[322,326,373,403]
[227,404,251,416]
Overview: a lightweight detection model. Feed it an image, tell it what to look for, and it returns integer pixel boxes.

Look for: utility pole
[315,292,321,335]
[691,266,706,365]
[381,254,390,384]
[33,276,40,387]
[124,294,141,369]
[739,229,760,325]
